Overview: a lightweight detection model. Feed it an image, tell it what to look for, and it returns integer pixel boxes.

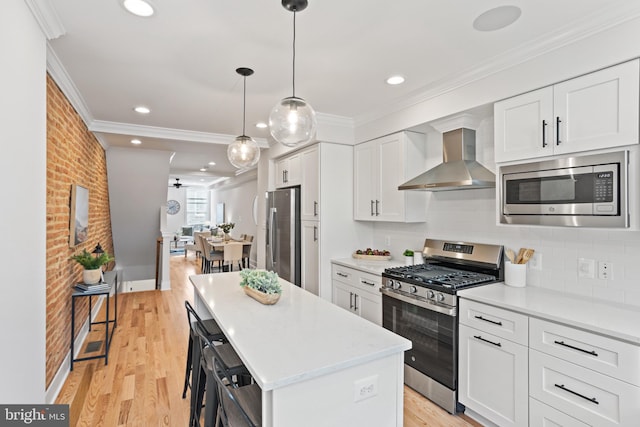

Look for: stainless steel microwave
[500,150,629,228]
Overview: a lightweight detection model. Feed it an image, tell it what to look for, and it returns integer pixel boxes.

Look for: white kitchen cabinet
[301,220,319,296]
[459,300,528,427]
[495,59,639,163]
[271,143,364,302]
[354,131,427,222]
[275,152,301,188]
[529,398,589,427]
[300,147,319,221]
[331,263,382,325]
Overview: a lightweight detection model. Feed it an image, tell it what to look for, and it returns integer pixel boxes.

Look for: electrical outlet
[598,261,612,280]
[353,375,378,402]
[578,258,595,279]
[529,253,542,270]
[384,236,391,246]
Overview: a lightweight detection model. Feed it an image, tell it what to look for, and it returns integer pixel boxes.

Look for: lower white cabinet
[331,263,382,325]
[529,398,589,427]
[459,322,528,427]
[301,221,319,296]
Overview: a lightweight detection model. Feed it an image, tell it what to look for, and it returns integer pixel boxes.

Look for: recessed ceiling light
[123,0,155,17]
[134,106,150,114]
[386,75,405,85]
[255,122,268,129]
[208,161,216,166]
[199,167,207,172]
[131,139,142,145]
[473,5,521,32]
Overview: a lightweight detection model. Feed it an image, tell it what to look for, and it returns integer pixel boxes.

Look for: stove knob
[386,280,394,289]
[393,281,402,290]
[427,290,435,299]
[409,286,417,294]
[436,293,445,302]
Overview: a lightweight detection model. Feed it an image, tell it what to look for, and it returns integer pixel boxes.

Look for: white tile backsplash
[372,188,640,307]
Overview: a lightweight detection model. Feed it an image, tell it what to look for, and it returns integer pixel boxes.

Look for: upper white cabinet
[275,152,301,187]
[300,147,319,221]
[495,59,639,163]
[354,131,427,222]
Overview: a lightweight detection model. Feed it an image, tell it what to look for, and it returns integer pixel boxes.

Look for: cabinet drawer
[459,299,528,345]
[529,398,589,427]
[530,318,640,386]
[332,265,355,285]
[530,349,640,426]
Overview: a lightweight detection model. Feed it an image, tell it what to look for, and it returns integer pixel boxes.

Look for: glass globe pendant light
[269,0,317,147]
[227,67,261,169]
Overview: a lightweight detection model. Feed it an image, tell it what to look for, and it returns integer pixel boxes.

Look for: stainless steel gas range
[381,239,503,414]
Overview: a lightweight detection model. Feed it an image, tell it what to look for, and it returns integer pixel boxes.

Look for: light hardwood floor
[56,255,480,427]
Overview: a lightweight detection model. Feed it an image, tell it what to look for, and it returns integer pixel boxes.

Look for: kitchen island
[189,271,412,427]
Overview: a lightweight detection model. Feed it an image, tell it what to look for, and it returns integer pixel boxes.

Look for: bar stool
[191,309,252,427]
[182,301,226,399]
[210,354,262,426]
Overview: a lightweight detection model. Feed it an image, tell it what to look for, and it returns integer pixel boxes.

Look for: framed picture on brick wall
[70,184,89,247]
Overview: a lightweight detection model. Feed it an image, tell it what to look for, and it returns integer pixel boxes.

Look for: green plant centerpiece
[402,249,414,257]
[217,222,235,241]
[239,269,282,305]
[70,249,114,284]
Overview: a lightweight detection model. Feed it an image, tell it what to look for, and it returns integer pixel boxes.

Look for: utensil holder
[505,261,527,287]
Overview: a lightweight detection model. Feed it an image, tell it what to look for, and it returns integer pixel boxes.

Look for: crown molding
[355,3,640,129]
[24,0,66,40]
[89,120,270,148]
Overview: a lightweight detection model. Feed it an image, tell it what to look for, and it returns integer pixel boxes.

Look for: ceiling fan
[171,178,184,188]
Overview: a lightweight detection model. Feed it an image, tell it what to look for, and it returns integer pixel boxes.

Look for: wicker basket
[243,286,281,305]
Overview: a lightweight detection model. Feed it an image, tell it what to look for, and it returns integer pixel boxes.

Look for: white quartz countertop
[331,257,404,275]
[189,272,412,391]
[458,284,640,345]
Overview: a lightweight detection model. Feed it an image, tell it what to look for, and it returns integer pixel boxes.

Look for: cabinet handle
[337,272,348,278]
[370,200,375,216]
[556,116,562,145]
[313,201,318,216]
[553,340,598,357]
[361,280,376,287]
[473,335,501,347]
[354,293,359,311]
[349,292,354,309]
[554,384,599,405]
[542,120,548,147]
[474,315,503,326]
[282,170,286,183]
[375,200,380,216]
[313,226,318,242]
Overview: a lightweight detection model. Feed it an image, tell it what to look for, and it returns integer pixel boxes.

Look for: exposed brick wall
[46,75,114,387]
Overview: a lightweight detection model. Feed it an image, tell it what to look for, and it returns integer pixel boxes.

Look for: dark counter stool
[183,301,226,400]
[190,307,252,427]
[210,354,261,427]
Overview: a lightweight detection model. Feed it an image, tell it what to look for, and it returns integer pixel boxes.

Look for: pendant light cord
[242,75,247,136]
[292,10,297,98]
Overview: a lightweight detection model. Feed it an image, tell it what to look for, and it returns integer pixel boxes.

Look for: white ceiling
[43,0,639,187]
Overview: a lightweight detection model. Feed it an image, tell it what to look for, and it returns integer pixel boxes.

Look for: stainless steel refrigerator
[266,187,301,286]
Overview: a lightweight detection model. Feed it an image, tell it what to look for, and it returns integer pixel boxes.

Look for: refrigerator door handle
[268,207,277,266]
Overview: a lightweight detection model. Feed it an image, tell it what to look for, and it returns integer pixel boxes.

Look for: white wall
[211,173,258,265]
[0,0,47,402]
[106,147,173,281]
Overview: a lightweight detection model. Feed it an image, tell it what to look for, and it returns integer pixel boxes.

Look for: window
[185,189,209,226]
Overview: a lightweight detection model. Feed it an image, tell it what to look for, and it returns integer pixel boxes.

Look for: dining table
[206,237,252,251]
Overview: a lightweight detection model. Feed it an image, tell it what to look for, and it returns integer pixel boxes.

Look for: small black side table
[70,270,118,370]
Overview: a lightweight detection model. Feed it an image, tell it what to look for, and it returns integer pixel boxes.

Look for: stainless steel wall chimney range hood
[399,127,495,191]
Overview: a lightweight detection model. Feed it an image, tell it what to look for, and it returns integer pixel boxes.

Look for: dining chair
[241,235,254,269]
[223,244,243,272]
[201,236,223,273]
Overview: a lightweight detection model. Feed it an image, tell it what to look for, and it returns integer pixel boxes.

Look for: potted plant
[217,222,235,241]
[70,248,114,284]
[403,249,414,266]
[239,269,282,305]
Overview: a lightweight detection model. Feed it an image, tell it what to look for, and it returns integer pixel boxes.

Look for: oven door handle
[380,288,456,316]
